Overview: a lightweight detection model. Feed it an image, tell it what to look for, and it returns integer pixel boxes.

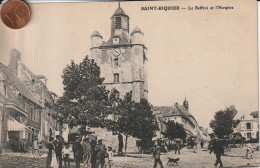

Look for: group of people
[32,138,43,155]
[46,135,113,168]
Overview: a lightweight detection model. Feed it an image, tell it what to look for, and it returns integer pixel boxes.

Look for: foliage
[162,120,187,140]
[250,111,259,118]
[49,56,112,128]
[109,92,158,156]
[209,106,240,139]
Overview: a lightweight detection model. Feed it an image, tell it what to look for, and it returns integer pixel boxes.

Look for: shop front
[7,116,32,152]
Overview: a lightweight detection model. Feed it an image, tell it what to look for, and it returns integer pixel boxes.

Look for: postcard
[0,0,258,167]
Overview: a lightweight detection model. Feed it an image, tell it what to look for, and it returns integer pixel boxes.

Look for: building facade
[153,98,208,141]
[0,49,57,151]
[234,115,259,140]
[90,5,148,102]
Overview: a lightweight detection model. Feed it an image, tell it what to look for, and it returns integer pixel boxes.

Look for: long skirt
[51,152,58,168]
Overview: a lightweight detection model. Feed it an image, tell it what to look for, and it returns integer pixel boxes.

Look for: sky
[0,0,258,129]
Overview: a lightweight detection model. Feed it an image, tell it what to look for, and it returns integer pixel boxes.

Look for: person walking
[73,136,84,168]
[200,140,204,149]
[153,141,164,168]
[175,141,180,155]
[95,139,106,168]
[118,133,123,156]
[246,143,254,159]
[210,139,224,168]
[46,137,54,168]
[82,137,92,168]
[62,143,71,168]
[53,135,63,168]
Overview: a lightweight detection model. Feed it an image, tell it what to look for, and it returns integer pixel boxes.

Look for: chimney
[8,49,21,75]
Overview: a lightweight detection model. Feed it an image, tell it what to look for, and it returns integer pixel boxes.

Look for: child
[62,143,71,168]
[246,143,254,159]
[105,146,113,168]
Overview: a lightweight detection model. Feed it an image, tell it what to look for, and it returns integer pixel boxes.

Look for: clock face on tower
[112,48,121,57]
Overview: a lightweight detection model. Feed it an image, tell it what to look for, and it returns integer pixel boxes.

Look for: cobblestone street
[1,144,259,168]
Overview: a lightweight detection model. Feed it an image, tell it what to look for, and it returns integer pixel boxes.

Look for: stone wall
[88,127,138,153]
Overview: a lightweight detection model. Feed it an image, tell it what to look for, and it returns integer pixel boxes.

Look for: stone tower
[90,4,148,102]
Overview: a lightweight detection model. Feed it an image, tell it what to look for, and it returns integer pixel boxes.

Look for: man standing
[95,139,106,168]
[82,137,92,168]
[53,135,63,168]
[118,133,123,156]
[90,139,97,168]
[73,136,84,168]
[46,137,54,168]
[175,141,181,155]
[210,139,224,168]
[153,141,164,168]
[200,140,204,149]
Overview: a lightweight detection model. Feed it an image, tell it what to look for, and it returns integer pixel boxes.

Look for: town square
[0,1,259,168]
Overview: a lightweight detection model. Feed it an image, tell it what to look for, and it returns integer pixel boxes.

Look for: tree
[50,56,112,131]
[162,121,187,140]
[209,106,240,139]
[250,111,259,118]
[110,92,158,156]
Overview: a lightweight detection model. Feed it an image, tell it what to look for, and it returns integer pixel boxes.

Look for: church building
[90,4,148,102]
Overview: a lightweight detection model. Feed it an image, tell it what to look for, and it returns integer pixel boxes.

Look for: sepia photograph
[0,0,258,167]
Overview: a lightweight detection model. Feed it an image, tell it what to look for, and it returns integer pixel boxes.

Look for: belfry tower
[90,4,148,102]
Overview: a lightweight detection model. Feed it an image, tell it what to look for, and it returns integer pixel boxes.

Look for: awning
[7,117,27,131]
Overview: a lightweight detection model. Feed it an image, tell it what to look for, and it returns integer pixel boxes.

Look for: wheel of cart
[136,139,154,153]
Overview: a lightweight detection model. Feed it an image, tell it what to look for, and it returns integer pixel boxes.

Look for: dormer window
[113,37,120,45]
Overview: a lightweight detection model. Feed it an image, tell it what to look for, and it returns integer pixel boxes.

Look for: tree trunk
[124,135,128,157]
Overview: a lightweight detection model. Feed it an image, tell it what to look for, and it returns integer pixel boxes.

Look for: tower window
[114,73,119,83]
[115,17,122,29]
[114,58,119,67]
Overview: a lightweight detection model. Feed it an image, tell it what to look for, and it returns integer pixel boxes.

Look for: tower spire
[118,1,120,8]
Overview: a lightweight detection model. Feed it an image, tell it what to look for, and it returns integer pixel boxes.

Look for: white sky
[0,0,258,129]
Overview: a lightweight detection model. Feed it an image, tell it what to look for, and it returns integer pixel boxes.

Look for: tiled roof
[105,33,130,46]
[18,62,54,104]
[174,104,191,116]
[0,63,42,107]
[153,106,182,117]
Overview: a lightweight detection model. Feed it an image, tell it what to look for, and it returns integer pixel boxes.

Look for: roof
[91,31,103,38]
[113,7,127,16]
[105,33,130,46]
[174,104,191,116]
[153,106,182,117]
[130,27,144,36]
[0,63,42,107]
[18,60,55,105]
